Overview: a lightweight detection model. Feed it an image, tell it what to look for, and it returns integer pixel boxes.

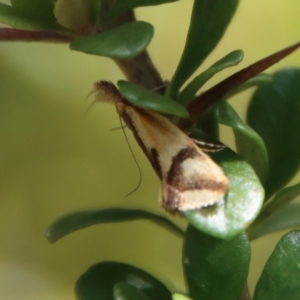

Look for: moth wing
[117,103,229,213]
[116,102,190,178]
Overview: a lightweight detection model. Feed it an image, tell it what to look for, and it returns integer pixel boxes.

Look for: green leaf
[102,0,178,21]
[167,0,239,97]
[54,0,95,33]
[215,100,268,183]
[248,203,300,240]
[247,68,300,199]
[118,80,189,118]
[253,230,300,300]
[192,76,271,141]
[75,261,172,300]
[179,50,244,105]
[45,208,184,243]
[196,109,220,139]
[183,146,264,239]
[10,0,55,20]
[113,282,151,300]
[70,21,154,59]
[0,3,67,32]
[183,226,250,300]
[263,182,300,215]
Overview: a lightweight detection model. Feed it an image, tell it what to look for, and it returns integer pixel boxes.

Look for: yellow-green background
[0,1,300,299]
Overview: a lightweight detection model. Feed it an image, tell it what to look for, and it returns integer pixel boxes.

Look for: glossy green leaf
[192,75,270,141]
[54,0,95,33]
[183,226,250,300]
[183,146,264,239]
[113,282,151,300]
[215,100,268,183]
[10,0,55,20]
[75,261,172,300]
[0,3,66,32]
[45,208,184,243]
[179,50,244,105]
[118,80,189,118]
[253,230,300,300]
[70,21,154,59]
[263,182,300,215]
[248,203,300,240]
[167,0,239,97]
[247,68,300,198]
[102,0,178,21]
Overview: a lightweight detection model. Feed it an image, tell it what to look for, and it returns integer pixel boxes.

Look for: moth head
[93,81,122,104]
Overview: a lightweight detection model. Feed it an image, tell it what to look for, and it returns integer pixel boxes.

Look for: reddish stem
[0,28,73,43]
[180,41,300,129]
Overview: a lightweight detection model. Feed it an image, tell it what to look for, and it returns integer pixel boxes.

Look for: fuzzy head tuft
[93,81,122,104]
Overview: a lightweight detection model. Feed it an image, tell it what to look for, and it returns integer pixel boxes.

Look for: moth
[94,81,229,213]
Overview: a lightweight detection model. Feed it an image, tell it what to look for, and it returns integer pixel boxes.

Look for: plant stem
[0,28,73,42]
[101,1,163,90]
[180,41,300,129]
[115,51,163,91]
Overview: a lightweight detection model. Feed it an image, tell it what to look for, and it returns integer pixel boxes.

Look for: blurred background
[0,1,300,299]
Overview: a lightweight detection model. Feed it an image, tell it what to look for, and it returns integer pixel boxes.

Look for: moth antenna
[191,138,227,153]
[118,115,142,197]
[111,125,127,131]
[84,89,97,115]
[85,100,97,115]
[85,89,94,101]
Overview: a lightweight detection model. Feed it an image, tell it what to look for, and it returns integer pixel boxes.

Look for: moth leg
[150,80,170,94]
[191,138,227,153]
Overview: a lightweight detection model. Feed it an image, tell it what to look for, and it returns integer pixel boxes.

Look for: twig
[101,0,163,91]
[0,28,73,43]
[180,41,300,129]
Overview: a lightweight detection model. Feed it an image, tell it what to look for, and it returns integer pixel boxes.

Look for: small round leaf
[183,226,250,300]
[184,147,264,239]
[45,208,184,243]
[247,68,300,198]
[0,3,66,32]
[70,21,154,59]
[118,80,189,118]
[75,261,172,300]
[215,100,268,183]
[253,231,300,300]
